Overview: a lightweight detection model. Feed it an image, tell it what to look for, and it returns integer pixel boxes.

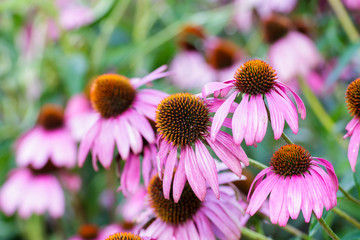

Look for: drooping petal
[184,146,207,201]
[131,65,169,88]
[173,148,187,203]
[255,94,268,143]
[127,109,155,144]
[347,124,360,171]
[287,175,302,219]
[163,146,178,199]
[276,81,306,119]
[195,140,219,199]
[266,92,285,139]
[269,176,286,225]
[232,94,249,145]
[211,91,238,141]
[78,119,101,167]
[244,95,258,146]
[202,82,234,98]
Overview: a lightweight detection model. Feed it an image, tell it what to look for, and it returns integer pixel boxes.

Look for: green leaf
[342,230,360,240]
[354,164,360,198]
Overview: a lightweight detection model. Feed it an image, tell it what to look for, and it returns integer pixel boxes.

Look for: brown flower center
[233,59,276,95]
[263,14,291,44]
[37,104,64,130]
[90,74,136,118]
[270,144,311,176]
[207,39,239,70]
[177,25,206,51]
[346,78,360,118]
[78,224,98,239]
[156,93,209,146]
[148,175,201,225]
[105,233,141,240]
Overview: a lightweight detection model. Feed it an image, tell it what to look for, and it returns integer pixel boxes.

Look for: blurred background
[1,0,360,239]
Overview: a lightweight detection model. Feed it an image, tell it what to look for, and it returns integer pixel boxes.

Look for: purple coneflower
[78,66,169,170]
[264,15,322,84]
[155,93,248,201]
[344,78,360,171]
[246,144,338,226]
[16,104,77,169]
[203,59,306,146]
[138,165,246,240]
[0,168,65,218]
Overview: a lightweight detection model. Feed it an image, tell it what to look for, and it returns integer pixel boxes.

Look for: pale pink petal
[344,117,359,139]
[142,146,152,187]
[127,109,155,144]
[47,176,65,218]
[132,100,157,120]
[185,146,207,201]
[78,119,101,167]
[347,124,360,171]
[255,94,268,143]
[124,117,143,154]
[266,92,285,139]
[195,140,219,199]
[92,119,115,168]
[156,140,170,179]
[137,89,168,106]
[194,212,216,240]
[131,65,169,88]
[173,148,186,203]
[120,154,140,196]
[244,95,258,145]
[300,176,313,222]
[269,176,286,225]
[201,208,238,240]
[202,82,234,98]
[211,91,238,141]
[215,132,249,166]
[50,129,77,168]
[276,81,306,119]
[113,117,130,160]
[163,146,178,199]
[233,94,249,145]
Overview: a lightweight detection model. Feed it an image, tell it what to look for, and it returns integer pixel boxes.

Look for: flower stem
[327,0,360,43]
[331,207,360,229]
[298,77,348,150]
[281,132,294,145]
[338,185,360,205]
[248,157,268,170]
[241,227,272,240]
[316,217,340,240]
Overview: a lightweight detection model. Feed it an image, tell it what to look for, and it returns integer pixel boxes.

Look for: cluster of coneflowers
[2,55,360,239]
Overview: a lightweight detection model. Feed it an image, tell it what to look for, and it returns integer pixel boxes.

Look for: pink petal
[195,140,219,199]
[194,212,216,240]
[92,119,115,169]
[232,94,249,145]
[269,176,286,225]
[113,117,130,160]
[255,94,268,143]
[211,91,238,141]
[347,124,360,171]
[276,81,306,119]
[287,175,302,219]
[202,81,233,98]
[216,132,249,166]
[244,95,258,146]
[127,109,155,144]
[124,118,143,154]
[247,172,279,215]
[266,92,285,139]
[184,146,207,201]
[304,172,323,219]
[173,148,187,203]
[131,65,169,88]
[162,146,178,199]
[78,120,101,167]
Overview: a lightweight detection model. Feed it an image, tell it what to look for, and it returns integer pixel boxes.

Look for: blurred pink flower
[138,164,247,240]
[343,0,360,10]
[246,145,338,226]
[16,104,77,169]
[234,0,298,32]
[156,93,248,201]
[117,187,147,223]
[65,94,98,141]
[344,78,360,171]
[269,31,322,83]
[170,50,216,90]
[0,168,65,218]
[203,59,306,146]
[78,66,169,171]
[48,0,94,39]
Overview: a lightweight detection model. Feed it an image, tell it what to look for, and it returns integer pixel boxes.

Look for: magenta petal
[78,119,101,167]
[313,157,339,190]
[255,94,268,143]
[184,146,207,201]
[173,148,187,203]
[287,175,302,219]
[211,91,238,141]
[247,168,272,201]
[344,117,359,138]
[156,140,170,179]
[304,172,323,218]
[195,140,220,198]
[266,92,285,139]
[309,168,332,211]
[162,146,178,199]
[244,95,258,146]
[233,94,249,145]
[216,131,249,166]
[247,172,279,215]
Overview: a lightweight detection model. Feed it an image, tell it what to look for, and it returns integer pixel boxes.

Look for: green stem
[248,158,268,170]
[23,215,45,240]
[316,217,340,240]
[338,185,360,205]
[241,227,272,240]
[281,132,294,145]
[89,0,131,74]
[331,207,360,229]
[298,77,348,150]
[327,0,360,43]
